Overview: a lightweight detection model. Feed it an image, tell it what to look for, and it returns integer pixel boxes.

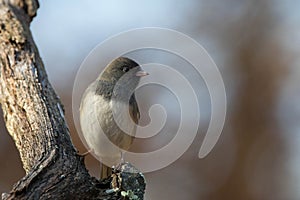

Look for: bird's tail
[100,163,113,179]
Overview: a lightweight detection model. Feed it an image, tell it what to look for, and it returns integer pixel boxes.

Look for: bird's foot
[113,160,128,173]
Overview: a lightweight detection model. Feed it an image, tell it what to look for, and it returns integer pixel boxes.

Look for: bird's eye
[122,66,129,72]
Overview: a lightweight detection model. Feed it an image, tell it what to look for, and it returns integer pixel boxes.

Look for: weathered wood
[0,1,145,199]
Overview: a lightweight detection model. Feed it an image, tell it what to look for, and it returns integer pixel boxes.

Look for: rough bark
[0,0,145,199]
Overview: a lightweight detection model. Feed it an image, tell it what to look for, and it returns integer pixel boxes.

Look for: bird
[79,57,148,179]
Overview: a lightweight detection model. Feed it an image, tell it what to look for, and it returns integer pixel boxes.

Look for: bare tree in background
[0,1,145,199]
[211,0,289,199]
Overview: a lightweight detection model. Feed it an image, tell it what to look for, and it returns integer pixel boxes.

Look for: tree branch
[0,1,145,199]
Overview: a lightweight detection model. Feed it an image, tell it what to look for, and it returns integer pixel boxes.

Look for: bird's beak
[135,70,149,77]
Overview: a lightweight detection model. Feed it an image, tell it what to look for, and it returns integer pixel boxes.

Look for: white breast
[79,86,136,167]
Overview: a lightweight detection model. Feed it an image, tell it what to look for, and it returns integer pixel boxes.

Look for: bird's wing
[129,94,140,125]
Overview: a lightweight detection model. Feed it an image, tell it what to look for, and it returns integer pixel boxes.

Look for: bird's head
[99,57,148,88]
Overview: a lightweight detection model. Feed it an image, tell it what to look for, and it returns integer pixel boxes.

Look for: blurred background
[1,0,300,199]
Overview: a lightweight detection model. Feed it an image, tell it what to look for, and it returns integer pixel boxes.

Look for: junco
[80,57,148,179]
